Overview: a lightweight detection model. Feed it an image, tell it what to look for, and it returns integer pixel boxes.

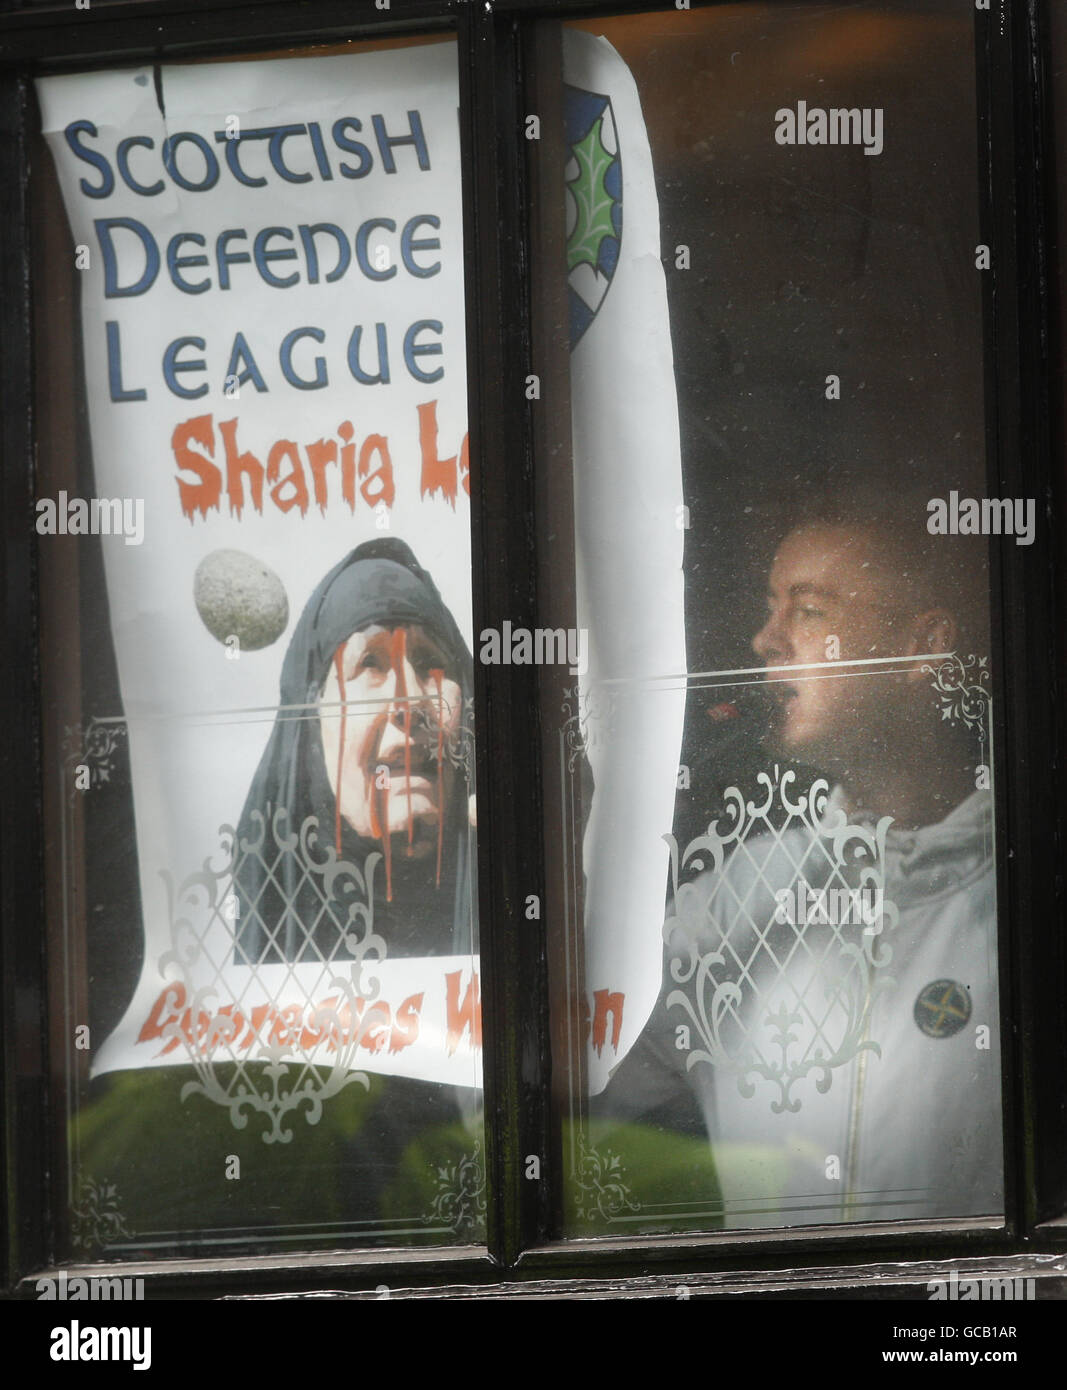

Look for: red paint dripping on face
[388,628,414,855]
[353,639,391,900]
[377,628,417,902]
[332,627,455,907]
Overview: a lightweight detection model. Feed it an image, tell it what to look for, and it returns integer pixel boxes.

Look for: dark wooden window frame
[1,0,1064,1300]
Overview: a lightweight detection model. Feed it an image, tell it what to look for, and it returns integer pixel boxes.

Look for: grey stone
[193,549,289,651]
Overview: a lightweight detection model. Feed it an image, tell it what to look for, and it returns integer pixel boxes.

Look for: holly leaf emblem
[566,115,618,274]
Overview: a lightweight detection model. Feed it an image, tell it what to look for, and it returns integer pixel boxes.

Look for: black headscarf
[233,539,475,965]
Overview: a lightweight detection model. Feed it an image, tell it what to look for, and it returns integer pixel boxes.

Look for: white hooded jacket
[601,785,1002,1228]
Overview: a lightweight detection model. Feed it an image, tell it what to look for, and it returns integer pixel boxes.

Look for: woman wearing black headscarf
[80,541,482,1245]
[233,537,475,966]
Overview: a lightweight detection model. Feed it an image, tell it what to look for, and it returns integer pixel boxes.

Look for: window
[2,0,1065,1309]
[33,34,484,1259]
[537,9,1005,1237]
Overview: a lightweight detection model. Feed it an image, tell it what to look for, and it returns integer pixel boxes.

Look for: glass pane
[535,3,1003,1234]
[33,37,484,1257]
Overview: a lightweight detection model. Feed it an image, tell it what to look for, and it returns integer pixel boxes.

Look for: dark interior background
[569,1,988,837]
[27,0,996,1254]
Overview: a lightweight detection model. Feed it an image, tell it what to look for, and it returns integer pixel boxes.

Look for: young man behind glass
[595,501,1000,1229]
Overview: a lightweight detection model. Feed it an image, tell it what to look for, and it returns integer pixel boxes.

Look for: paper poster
[38,43,481,1092]
[37,31,685,1104]
[564,30,686,1094]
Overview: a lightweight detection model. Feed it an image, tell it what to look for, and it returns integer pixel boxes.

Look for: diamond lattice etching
[664,766,898,1113]
[158,807,388,1143]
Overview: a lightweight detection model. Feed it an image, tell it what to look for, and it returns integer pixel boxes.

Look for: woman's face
[319,622,463,854]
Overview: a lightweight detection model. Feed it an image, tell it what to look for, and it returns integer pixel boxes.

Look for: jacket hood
[823,786,994,908]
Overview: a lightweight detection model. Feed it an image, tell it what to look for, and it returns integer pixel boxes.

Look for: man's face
[319,622,463,854]
[751,524,919,766]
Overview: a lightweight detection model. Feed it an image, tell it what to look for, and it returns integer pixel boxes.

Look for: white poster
[564,30,687,1094]
[37,33,684,1106]
[38,44,481,1092]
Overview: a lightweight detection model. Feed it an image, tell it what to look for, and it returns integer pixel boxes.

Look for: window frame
[1,0,1064,1300]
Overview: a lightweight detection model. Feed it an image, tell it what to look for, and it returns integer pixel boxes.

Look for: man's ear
[903,608,958,680]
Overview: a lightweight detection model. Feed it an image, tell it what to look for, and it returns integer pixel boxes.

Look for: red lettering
[305,438,338,513]
[171,415,406,522]
[389,992,424,1053]
[299,994,340,1051]
[173,415,220,519]
[459,432,470,498]
[207,1004,244,1049]
[358,434,395,508]
[418,399,457,505]
[444,970,482,1055]
[137,983,188,1056]
[591,990,625,1056]
[240,1003,277,1051]
[327,997,364,1053]
[219,417,264,517]
[269,1003,304,1047]
[266,440,310,515]
[359,1002,393,1054]
[339,421,357,507]
[176,1005,212,1053]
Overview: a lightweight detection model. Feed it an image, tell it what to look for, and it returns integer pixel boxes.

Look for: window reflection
[546,5,1002,1234]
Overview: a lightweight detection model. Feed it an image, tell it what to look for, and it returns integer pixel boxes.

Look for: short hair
[777,484,990,658]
